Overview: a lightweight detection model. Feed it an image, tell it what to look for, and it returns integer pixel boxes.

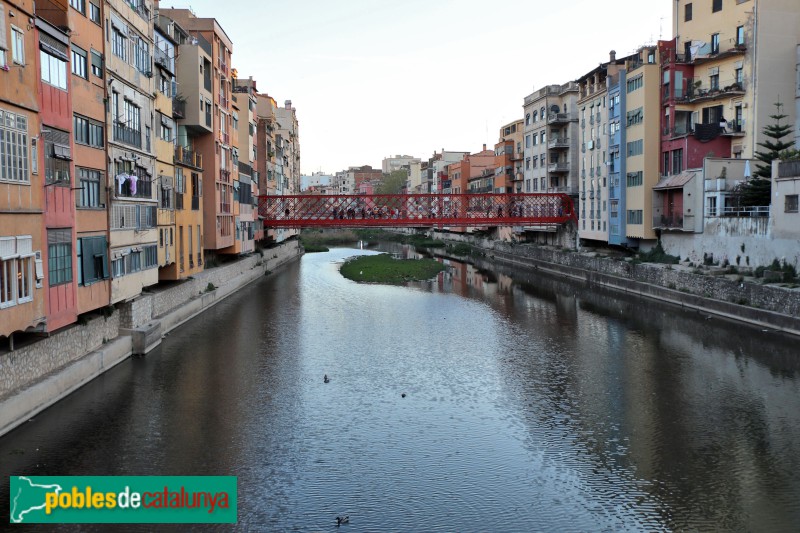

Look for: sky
[176,0,673,174]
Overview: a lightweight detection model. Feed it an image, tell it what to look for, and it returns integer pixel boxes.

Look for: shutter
[100,237,109,280]
[81,237,95,283]
[16,235,32,255]
[0,5,7,51]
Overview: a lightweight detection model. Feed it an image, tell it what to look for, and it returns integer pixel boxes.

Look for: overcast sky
[176,0,673,174]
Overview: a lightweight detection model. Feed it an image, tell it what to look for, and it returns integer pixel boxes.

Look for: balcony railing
[220,96,229,109]
[175,146,203,168]
[548,162,570,173]
[652,213,693,230]
[220,169,231,182]
[548,137,570,149]
[117,177,152,199]
[221,131,230,145]
[220,202,231,214]
[548,112,577,124]
[113,123,142,148]
[219,60,229,75]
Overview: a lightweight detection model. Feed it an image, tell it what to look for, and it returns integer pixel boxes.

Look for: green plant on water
[447,243,475,256]
[339,253,446,284]
[302,243,330,253]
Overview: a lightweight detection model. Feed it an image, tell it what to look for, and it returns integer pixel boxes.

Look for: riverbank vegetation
[340,254,446,284]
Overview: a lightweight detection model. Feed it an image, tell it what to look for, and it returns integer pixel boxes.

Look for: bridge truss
[257,193,576,228]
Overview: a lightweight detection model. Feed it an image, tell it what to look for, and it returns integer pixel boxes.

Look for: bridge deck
[257,193,576,228]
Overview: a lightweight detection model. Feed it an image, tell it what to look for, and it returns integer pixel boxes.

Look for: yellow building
[623,46,661,243]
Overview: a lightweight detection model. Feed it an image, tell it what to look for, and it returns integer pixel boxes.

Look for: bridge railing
[257,193,577,228]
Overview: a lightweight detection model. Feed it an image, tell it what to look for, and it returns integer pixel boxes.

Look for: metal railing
[117,178,152,199]
[175,146,202,168]
[113,123,142,148]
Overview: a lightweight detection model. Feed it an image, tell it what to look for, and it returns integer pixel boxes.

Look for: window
[90,50,103,77]
[525,113,531,126]
[48,229,72,286]
[71,45,87,78]
[626,107,643,127]
[40,49,68,90]
[77,168,103,208]
[525,158,531,170]
[672,149,684,174]
[735,67,743,85]
[158,113,173,142]
[0,108,30,183]
[786,195,799,213]
[626,76,643,93]
[89,2,100,24]
[44,129,71,185]
[12,27,25,65]
[134,36,150,74]
[540,131,546,144]
[626,139,643,157]
[77,236,108,286]
[69,0,85,14]
[112,28,127,60]
[709,72,719,91]
[712,0,722,13]
[736,25,745,46]
[711,33,720,54]
[0,250,34,309]
[143,245,158,269]
[685,3,692,21]
[626,210,643,224]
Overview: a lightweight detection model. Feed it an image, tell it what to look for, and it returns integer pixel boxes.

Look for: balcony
[220,96,229,109]
[220,169,231,182]
[220,202,231,214]
[221,131,230,145]
[219,60,229,75]
[117,177,152,199]
[548,137,570,149]
[113,123,142,148]
[548,162,570,173]
[174,146,203,169]
[663,125,694,138]
[173,97,186,119]
[720,119,745,137]
[653,213,694,231]
[547,112,577,125]
[469,185,493,194]
[679,79,746,104]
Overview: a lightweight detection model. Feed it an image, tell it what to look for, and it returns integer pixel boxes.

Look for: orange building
[159,8,236,256]
[69,0,111,314]
[0,0,46,341]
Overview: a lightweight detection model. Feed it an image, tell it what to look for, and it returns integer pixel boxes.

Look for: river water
[2,243,800,532]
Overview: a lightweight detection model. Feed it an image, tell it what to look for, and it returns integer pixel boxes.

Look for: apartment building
[153,17,177,279]
[163,13,209,278]
[666,0,800,168]
[577,52,628,244]
[522,82,579,195]
[382,154,420,174]
[1,0,46,339]
[69,0,111,314]
[622,46,662,247]
[607,68,627,246]
[160,8,235,255]
[104,0,158,303]
[37,2,78,330]
[233,76,260,248]
[427,150,469,193]
[499,120,524,193]
[446,145,494,195]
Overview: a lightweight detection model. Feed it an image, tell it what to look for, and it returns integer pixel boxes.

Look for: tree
[376,170,409,195]
[736,102,795,207]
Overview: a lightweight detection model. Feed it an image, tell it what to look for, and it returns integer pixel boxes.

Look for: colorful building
[1,0,46,340]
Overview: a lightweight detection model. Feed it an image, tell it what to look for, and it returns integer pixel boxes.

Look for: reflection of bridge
[258,193,577,228]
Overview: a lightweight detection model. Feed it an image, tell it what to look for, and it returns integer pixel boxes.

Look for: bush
[638,243,680,265]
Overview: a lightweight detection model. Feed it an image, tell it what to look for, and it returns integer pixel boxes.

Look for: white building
[383,154,421,174]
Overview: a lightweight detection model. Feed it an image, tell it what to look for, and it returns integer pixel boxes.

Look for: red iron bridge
[257,193,577,228]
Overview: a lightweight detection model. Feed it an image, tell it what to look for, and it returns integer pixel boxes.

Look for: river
[2,243,799,532]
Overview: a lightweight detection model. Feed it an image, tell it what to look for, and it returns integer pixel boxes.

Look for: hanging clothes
[116,173,129,195]
[129,174,138,196]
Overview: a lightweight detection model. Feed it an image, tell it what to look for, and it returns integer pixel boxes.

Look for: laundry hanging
[116,173,129,195]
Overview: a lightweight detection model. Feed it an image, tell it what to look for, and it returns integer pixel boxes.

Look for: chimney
[610,50,617,62]
[285,100,292,109]
[482,143,486,151]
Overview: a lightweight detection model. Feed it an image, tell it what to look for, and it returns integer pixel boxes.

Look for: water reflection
[1,244,799,531]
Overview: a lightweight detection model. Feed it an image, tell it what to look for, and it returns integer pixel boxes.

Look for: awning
[653,170,696,190]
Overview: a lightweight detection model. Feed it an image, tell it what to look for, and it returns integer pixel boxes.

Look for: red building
[36,3,77,331]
